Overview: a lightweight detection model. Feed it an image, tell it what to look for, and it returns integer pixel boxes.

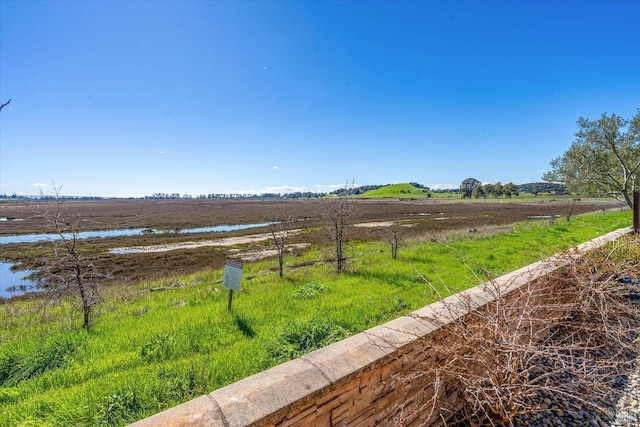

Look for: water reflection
[0,262,37,299]
[0,223,271,245]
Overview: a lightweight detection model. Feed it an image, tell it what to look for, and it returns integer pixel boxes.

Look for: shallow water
[0,262,37,299]
[0,223,271,245]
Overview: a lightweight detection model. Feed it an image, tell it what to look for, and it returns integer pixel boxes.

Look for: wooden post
[634,191,640,234]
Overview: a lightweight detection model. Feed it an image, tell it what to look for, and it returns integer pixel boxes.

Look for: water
[0,222,272,297]
[0,223,271,245]
[0,262,37,299]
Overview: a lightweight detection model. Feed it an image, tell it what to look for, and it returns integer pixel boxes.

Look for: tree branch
[0,99,11,112]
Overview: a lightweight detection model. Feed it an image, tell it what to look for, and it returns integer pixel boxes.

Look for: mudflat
[0,197,620,285]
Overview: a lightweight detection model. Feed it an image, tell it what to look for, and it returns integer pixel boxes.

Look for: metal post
[227,289,234,311]
[634,191,640,234]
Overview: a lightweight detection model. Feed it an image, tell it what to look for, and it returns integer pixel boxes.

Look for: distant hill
[360,183,430,199]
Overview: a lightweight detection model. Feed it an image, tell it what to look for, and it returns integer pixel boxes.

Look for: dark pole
[634,191,640,234]
[227,289,234,311]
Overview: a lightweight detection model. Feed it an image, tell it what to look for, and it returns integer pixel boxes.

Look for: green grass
[0,210,632,426]
[359,183,431,199]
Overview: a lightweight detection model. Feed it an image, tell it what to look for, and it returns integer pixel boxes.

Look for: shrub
[140,333,176,363]
[98,386,145,426]
[267,318,350,364]
[290,282,330,300]
[406,235,640,426]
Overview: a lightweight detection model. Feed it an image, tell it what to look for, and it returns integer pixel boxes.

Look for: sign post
[223,260,243,311]
[634,191,639,234]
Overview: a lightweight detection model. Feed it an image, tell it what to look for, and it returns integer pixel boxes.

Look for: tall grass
[0,210,632,426]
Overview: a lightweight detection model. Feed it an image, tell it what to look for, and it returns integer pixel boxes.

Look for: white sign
[223,260,242,291]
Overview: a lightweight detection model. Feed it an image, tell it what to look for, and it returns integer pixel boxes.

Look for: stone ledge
[128,395,224,427]
[210,357,330,427]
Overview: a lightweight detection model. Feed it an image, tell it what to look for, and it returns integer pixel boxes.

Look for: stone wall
[129,227,632,427]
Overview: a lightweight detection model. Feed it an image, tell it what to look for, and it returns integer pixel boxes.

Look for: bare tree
[384,223,402,259]
[37,184,101,329]
[322,182,354,273]
[266,207,294,278]
[564,198,577,222]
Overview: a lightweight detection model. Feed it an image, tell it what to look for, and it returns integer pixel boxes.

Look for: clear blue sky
[1,0,638,197]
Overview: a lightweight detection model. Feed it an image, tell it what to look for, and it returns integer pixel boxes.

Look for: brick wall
[129,227,632,427]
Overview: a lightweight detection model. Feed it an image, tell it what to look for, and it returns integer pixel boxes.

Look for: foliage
[290,282,330,299]
[460,178,482,198]
[543,110,640,208]
[517,182,566,195]
[140,333,176,363]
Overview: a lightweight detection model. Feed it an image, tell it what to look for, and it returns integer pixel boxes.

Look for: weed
[98,386,145,426]
[290,282,330,299]
[366,295,410,325]
[0,387,20,404]
[140,333,176,363]
[267,318,350,364]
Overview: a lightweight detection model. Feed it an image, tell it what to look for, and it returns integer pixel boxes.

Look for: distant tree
[482,183,495,198]
[471,184,485,199]
[517,182,566,195]
[494,182,503,198]
[460,178,482,198]
[532,183,539,197]
[543,110,640,208]
[503,182,518,198]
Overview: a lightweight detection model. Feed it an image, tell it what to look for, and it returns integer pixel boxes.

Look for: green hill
[360,183,430,199]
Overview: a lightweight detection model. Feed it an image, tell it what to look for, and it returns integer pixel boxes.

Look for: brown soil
[0,197,621,286]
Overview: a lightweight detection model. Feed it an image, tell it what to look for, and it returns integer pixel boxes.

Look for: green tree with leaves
[460,177,481,199]
[503,182,518,198]
[543,110,640,208]
[471,184,485,199]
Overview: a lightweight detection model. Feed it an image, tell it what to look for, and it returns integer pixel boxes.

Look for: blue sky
[1,0,638,197]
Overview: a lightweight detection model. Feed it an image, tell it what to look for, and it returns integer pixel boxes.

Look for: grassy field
[0,210,633,426]
[360,183,431,198]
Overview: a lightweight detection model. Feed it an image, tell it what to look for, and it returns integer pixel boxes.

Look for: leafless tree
[322,182,354,273]
[384,223,402,259]
[266,207,295,278]
[564,198,577,222]
[37,184,101,329]
[0,99,10,112]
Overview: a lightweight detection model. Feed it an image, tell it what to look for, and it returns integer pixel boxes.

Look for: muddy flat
[0,197,621,285]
